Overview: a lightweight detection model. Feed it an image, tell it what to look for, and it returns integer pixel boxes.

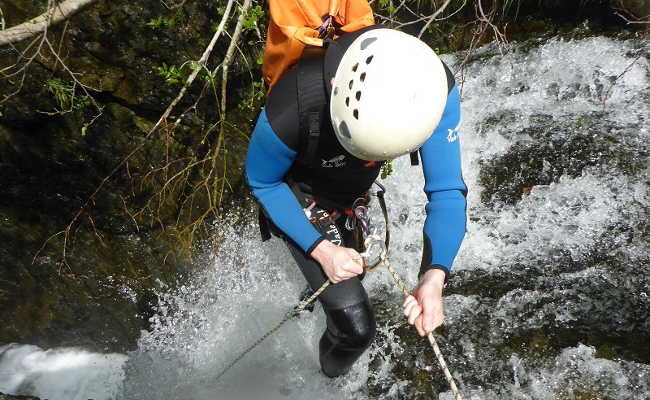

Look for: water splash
[1,34,649,399]
[0,344,126,400]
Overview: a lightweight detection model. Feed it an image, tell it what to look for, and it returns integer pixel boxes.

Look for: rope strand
[215,191,462,399]
[214,280,331,381]
[384,258,463,400]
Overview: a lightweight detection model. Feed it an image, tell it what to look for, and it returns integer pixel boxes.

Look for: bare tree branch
[0,6,6,31]
[48,0,243,264]
[613,0,650,24]
[0,0,100,47]
[417,0,455,38]
[219,0,253,129]
[212,0,253,206]
[150,0,235,133]
[614,11,650,24]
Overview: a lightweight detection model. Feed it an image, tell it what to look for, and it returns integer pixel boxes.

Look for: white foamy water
[1,35,649,399]
[0,344,126,399]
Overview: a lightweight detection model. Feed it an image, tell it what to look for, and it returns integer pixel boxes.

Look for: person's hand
[403,269,446,336]
[310,240,364,283]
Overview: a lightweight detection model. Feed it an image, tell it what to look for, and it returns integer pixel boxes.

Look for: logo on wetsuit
[447,121,461,143]
[321,155,346,168]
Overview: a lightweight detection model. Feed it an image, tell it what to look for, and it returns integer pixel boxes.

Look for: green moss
[107,102,135,121]
[113,78,140,104]
[574,391,601,400]
[133,115,155,134]
[498,328,555,360]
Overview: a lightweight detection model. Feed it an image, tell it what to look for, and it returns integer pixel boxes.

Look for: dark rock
[0,0,259,352]
[479,112,649,206]
[0,393,41,400]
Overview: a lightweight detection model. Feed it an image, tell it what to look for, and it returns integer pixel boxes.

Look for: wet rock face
[0,0,257,352]
[479,111,650,206]
[370,253,650,397]
[363,34,650,399]
[618,0,650,18]
[429,35,649,397]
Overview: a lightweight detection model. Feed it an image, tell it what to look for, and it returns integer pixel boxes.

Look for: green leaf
[380,160,394,179]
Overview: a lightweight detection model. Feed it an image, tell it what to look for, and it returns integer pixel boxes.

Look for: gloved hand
[310,239,364,283]
[403,269,446,336]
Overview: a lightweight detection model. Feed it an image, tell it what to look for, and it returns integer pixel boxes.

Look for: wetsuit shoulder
[441,60,456,95]
[266,65,301,151]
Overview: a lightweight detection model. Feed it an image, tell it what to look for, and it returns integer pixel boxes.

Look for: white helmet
[330,29,448,161]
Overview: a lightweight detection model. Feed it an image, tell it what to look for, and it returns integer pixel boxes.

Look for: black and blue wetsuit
[245,27,467,377]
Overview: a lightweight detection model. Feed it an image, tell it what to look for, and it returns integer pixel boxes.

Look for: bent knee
[348,319,376,348]
[326,300,377,348]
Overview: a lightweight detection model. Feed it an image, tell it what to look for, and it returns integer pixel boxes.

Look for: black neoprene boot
[319,300,376,377]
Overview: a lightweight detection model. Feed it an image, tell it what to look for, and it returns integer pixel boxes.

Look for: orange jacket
[263,0,375,90]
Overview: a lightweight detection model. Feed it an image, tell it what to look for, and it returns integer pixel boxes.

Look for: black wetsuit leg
[282,201,376,378]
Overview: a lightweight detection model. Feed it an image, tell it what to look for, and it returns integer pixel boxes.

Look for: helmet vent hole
[360,37,377,50]
[353,109,359,120]
[349,80,354,89]
[345,97,350,107]
[355,91,361,101]
[339,121,351,138]
[360,72,366,82]
[352,63,358,72]
[334,87,339,96]
[365,55,374,64]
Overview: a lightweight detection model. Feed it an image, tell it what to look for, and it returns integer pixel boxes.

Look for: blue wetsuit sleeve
[418,85,467,280]
[245,110,325,253]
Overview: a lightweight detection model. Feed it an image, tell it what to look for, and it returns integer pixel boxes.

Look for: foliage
[242,5,265,32]
[239,79,265,111]
[212,6,230,32]
[381,160,394,179]
[378,0,397,14]
[45,78,91,111]
[146,16,176,29]
[146,11,187,29]
[157,63,185,86]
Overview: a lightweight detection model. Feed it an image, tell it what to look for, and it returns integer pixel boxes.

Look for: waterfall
[2,34,649,400]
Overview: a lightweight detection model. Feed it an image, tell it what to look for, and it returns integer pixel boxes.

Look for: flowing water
[1,34,649,399]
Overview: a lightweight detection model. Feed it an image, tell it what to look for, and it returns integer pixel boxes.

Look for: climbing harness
[216,186,463,399]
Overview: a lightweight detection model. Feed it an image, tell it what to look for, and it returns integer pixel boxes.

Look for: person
[244,26,467,378]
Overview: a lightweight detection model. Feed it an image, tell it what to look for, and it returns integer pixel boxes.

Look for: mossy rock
[479,112,649,206]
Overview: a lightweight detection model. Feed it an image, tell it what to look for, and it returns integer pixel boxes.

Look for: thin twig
[219,0,253,129]
[601,53,644,108]
[613,0,650,24]
[614,11,650,24]
[418,0,455,38]
[213,0,252,205]
[46,0,239,264]
[150,0,235,133]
